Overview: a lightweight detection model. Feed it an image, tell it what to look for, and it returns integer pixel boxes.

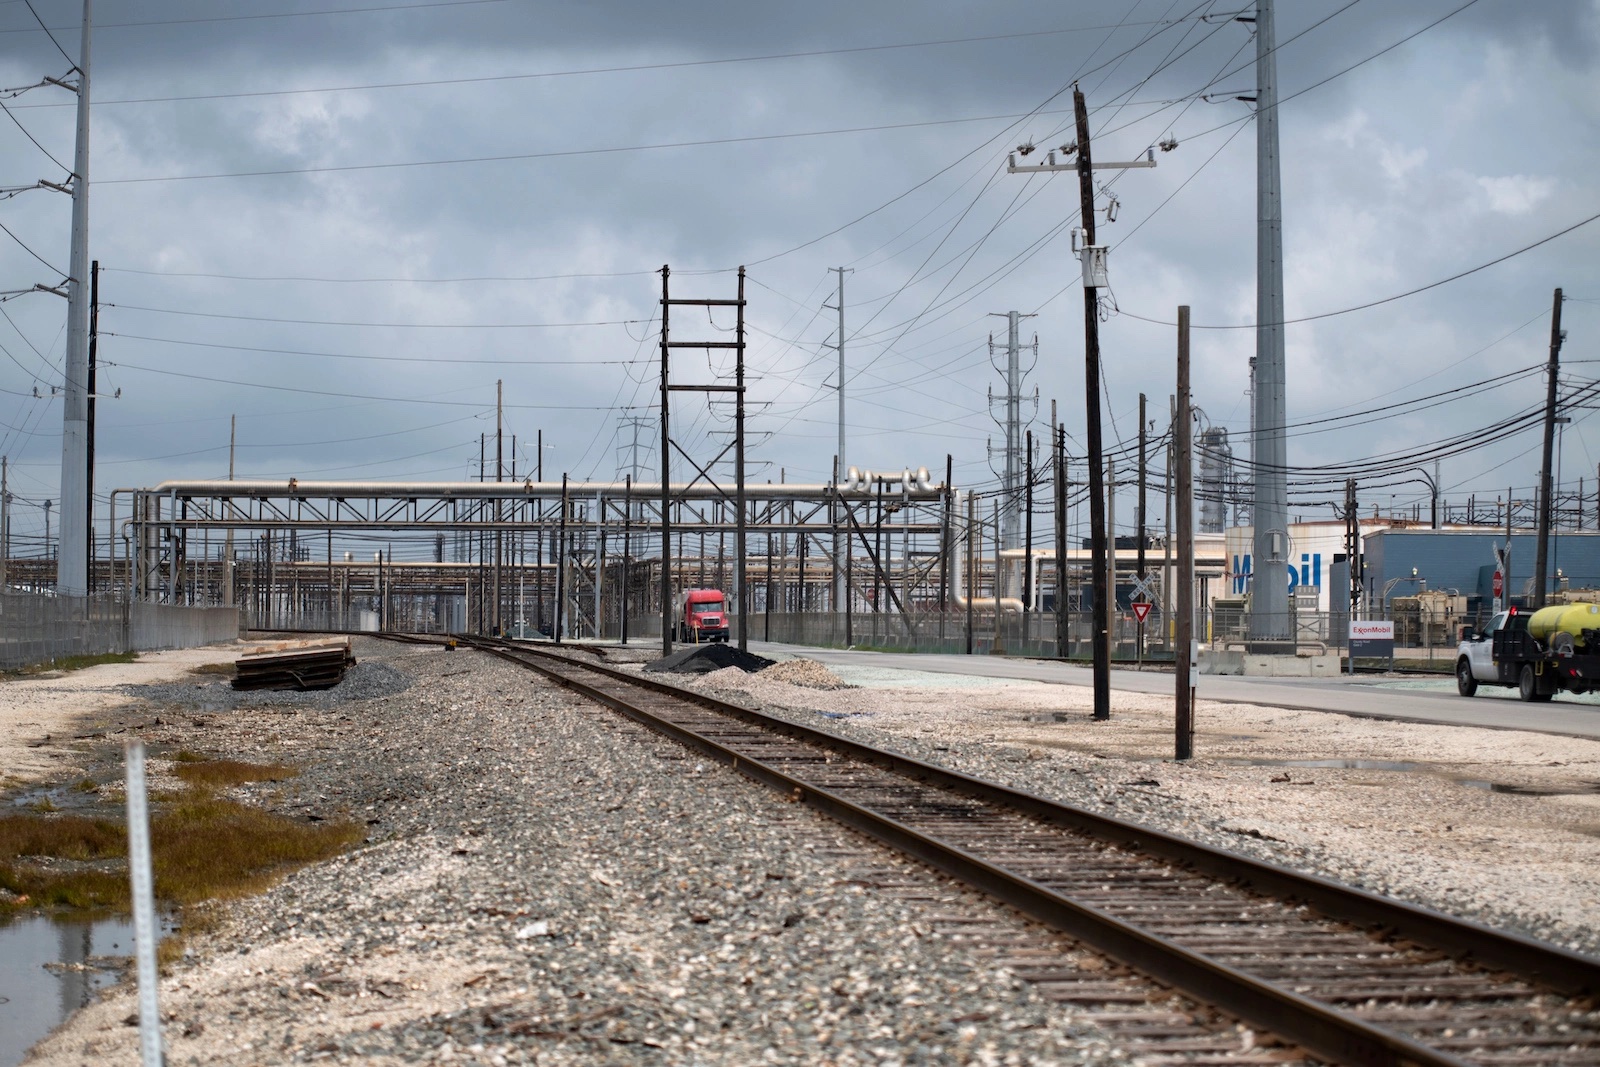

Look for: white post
[123,739,163,1067]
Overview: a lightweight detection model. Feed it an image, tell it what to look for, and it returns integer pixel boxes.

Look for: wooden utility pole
[1175,306,1195,760]
[1534,287,1564,609]
[1008,86,1155,713]
[1024,428,1034,621]
[1137,392,1147,583]
[1075,86,1111,720]
[1053,417,1068,658]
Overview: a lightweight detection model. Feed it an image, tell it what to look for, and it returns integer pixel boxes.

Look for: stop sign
[1492,570,1503,597]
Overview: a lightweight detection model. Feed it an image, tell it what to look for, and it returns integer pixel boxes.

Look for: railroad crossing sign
[1131,601,1152,623]
[1129,573,1160,603]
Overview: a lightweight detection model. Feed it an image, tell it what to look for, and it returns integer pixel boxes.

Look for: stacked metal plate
[231,642,356,691]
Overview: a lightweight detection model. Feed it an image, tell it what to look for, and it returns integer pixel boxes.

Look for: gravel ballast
[23,642,1136,1066]
[685,658,1600,958]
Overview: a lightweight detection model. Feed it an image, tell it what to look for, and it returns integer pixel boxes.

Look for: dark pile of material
[232,642,356,691]
[643,643,775,675]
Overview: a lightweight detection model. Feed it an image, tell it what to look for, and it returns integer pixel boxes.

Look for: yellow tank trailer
[1527,603,1600,647]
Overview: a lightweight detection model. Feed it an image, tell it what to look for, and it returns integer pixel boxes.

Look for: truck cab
[674,589,730,644]
[1456,610,1507,696]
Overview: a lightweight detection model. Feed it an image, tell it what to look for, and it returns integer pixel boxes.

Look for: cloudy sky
[1,0,1598,557]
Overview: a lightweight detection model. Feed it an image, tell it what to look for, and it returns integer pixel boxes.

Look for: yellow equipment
[1527,603,1600,648]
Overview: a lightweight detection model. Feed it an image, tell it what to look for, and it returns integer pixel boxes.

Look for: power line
[106,304,649,329]
[21,0,74,68]
[12,19,1203,109]
[95,109,1084,186]
[104,332,643,366]
[6,0,507,37]
[1116,209,1600,330]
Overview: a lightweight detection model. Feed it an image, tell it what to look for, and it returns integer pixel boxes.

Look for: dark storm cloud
[0,0,1598,553]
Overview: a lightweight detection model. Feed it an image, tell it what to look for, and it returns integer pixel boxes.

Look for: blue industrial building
[1361,528,1600,614]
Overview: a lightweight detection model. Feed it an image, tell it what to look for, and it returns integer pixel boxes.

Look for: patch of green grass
[71,778,99,793]
[151,796,362,906]
[0,812,128,917]
[173,759,298,789]
[0,785,362,921]
[26,797,57,813]
[0,650,138,680]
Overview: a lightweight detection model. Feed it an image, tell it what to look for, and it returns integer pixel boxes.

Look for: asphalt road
[751,642,1600,741]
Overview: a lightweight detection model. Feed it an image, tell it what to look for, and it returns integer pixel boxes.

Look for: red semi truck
[672,588,730,643]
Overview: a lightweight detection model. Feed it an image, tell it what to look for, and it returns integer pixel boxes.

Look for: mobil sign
[1225,529,1322,596]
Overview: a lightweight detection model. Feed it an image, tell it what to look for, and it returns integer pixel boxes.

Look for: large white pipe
[146,478,942,502]
[947,491,1023,615]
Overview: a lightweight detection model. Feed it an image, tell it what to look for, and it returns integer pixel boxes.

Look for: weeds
[0,650,138,680]
[173,759,298,789]
[0,761,360,924]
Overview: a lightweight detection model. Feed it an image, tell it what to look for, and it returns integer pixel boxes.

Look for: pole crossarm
[1007,149,1157,173]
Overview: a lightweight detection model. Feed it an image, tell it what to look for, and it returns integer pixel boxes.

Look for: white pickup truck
[1457,604,1600,701]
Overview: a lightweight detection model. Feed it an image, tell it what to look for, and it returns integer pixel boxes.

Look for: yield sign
[1131,601,1152,623]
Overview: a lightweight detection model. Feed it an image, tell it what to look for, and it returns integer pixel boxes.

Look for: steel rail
[458,636,1600,1067]
[482,638,1600,996]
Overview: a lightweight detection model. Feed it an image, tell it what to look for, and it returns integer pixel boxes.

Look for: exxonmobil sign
[1349,619,1394,659]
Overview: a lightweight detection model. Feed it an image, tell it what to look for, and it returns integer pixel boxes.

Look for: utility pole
[1534,287,1565,609]
[1053,414,1068,658]
[223,415,235,606]
[1,455,8,591]
[86,260,98,592]
[1248,0,1291,652]
[1137,391,1148,583]
[1176,306,1195,760]
[1344,477,1360,661]
[494,379,503,635]
[1077,85,1110,719]
[1007,85,1156,719]
[1106,457,1116,675]
[56,0,92,598]
[1024,428,1034,618]
[827,267,851,614]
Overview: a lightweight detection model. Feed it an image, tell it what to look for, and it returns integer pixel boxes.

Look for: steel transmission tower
[617,414,655,482]
[56,1,92,597]
[1248,0,1291,650]
[986,311,1038,550]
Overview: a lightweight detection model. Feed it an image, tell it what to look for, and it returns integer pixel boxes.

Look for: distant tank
[1528,603,1600,648]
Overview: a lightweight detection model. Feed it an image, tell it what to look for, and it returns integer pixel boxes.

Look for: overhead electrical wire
[1114,209,1600,330]
[103,332,643,366]
[104,304,648,330]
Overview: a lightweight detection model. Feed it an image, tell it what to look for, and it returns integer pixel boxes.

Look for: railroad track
[441,635,1600,1065]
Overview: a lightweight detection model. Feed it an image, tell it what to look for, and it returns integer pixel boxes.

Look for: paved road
[751,642,1600,741]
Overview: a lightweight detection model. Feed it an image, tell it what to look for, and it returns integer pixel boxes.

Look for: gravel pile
[121,660,416,713]
[760,660,854,690]
[28,641,1134,1066]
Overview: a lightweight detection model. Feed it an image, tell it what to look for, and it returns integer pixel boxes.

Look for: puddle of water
[1455,779,1600,796]
[0,914,162,1067]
